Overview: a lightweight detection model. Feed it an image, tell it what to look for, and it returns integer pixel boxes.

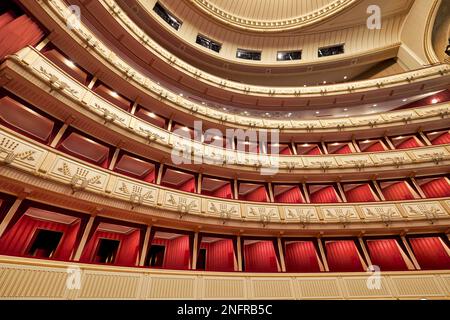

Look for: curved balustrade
[0,256,449,299]
[2,47,450,179]
[20,0,450,129]
[0,127,449,230]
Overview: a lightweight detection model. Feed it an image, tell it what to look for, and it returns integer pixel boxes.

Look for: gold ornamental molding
[188,0,359,33]
[1,47,450,179]
[23,0,450,125]
[2,47,450,178]
[1,256,450,299]
[0,127,450,230]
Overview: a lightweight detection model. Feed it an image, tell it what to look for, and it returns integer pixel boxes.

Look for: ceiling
[188,0,356,32]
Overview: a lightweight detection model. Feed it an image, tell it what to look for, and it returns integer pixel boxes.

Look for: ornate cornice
[188,0,359,32]
[29,0,450,125]
[2,47,450,178]
[0,127,449,229]
[1,47,449,178]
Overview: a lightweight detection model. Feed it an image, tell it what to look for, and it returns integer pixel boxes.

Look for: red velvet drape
[241,186,268,202]
[366,239,408,271]
[284,241,321,272]
[363,141,386,152]
[151,235,191,270]
[409,237,450,270]
[325,240,364,272]
[333,144,352,154]
[80,229,140,266]
[420,178,450,198]
[381,181,416,201]
[309,186,340,203]
[279,146,292,155]
[395,137,422,149]
[0,214,80,260]
[211,184,233,199]
[179,178,196,193]
[0,12,45,59]
[244,241,279,272]
[431,132,450,145]
[345,184,377,202]
[306,146,322,155]
[200,239,235,272]
[275,186,304,203]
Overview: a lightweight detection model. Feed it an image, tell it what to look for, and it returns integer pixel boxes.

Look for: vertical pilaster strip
[192,232,199,269]
[317,238,329,271]
[139,225,152,266]
[73,215,96,261]
[277,237,286,272]
[401,236,421,270]
[237,236,243,271]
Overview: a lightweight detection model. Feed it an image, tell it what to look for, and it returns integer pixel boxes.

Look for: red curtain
[306,146,322,155]
[241,186,268,202]
[244,241,278,272]
[152,235,191,270]
[279,146,292,155]
[275,186,304,203]
[93,84,131,111]
[420,178,450,198]
[284,241,321,272]
[381,181,416,201]
[0,13,45,59]
[363,141,386,152]
[211,183,233,199]
[58,132,111,168]
[200,239,235,272]
[0,96,55,144]
[309,186,340,203]
[0,214,80,260]
[431,132,450,145]
[325,240,364,272]
[395,137,422,149]
[333,144,353,154]
[366,239,408,271]
[42,49,88,85]
[409,237,450,270]
[80,228,140,266]
[179,178,196,193]
[345,184,377,202]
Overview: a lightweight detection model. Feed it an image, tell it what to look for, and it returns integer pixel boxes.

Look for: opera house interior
[0,0,449,301]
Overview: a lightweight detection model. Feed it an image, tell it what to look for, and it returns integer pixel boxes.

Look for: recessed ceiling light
[222,107,227,111]
[179,93,183,97]
[402,99,408,102]
[303,84,307,87]
[343,76,348,80]
[431,98,438,104]
[302,143,309,147]
[343,108,348,111]
[315,111,320,114]
[201,102,205,105]
[363,140,370,143]
[65,59,76,68]
[287,112,292,117]
[323,81,327,84]
[372,104,377,107]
